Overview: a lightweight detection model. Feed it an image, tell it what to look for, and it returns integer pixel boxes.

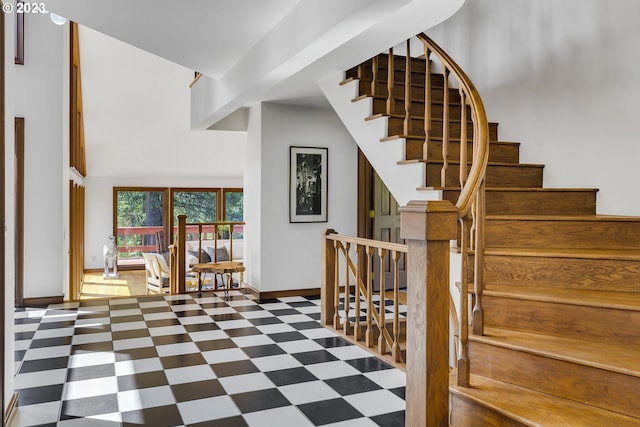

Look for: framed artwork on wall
[289,146,328,223]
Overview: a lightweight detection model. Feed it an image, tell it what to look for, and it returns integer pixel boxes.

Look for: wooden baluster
[441,68,451,187]
[391,250,402,362]
[365,245,374,347]
[354,245,364,342]
[422,47,432,160]
[321,229,337,328]
[334,241,341,330]
[386,48,395,115]
[198,224,203,262]
[459,89,468,187]
[177,215,187,294]
[357,59,364,81]
[457,217,470,387]
[371,55,378,97]
[343,242,352,336]
[403,39,412,136]
[378,248,387,355]
[473,183,486,335]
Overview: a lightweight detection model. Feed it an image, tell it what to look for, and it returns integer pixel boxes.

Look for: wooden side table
[191,261,245,299]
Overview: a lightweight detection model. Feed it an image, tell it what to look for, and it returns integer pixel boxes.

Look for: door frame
[14,118,24,306]
[357,148,374,239]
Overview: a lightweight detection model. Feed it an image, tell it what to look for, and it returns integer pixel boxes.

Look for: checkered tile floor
[13,291,406,426]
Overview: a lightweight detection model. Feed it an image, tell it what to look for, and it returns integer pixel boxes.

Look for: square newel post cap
[400,200,458,241]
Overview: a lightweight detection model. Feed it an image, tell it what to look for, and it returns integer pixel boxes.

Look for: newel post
[321,229,337,326]
[177,215,187,294]
[400,200,457,427]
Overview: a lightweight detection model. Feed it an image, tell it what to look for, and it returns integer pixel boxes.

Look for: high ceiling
[45,0,464,120]
[41,0,463,178]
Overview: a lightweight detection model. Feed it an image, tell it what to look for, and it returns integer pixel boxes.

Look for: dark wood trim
[23,295,65,307]
[14,0,23,64]
[4,393,18,427]
[357,148,374,239]
[14,118,24,306]
[69,22,86,175]
[69,182,85,300]
[1,3,7,420]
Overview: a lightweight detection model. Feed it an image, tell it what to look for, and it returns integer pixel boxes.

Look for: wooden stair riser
[359,81,462,104]
[483,254,640,292]
[386,116,499,141]
[360,88,461,106]
[405,139,520,163]
[430,164,543,188]
[371,97,470,120]
[346,55,434,81]
[469,340,640,418]
[482,294,640,346]
[443,190,596,216]
[485,218,640,249]
[370,97,473,120]
[449,393,528,427]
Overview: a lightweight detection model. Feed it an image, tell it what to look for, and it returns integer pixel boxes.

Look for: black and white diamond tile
[13,291,405,426]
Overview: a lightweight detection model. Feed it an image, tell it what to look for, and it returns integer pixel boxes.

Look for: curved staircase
[322,36,640,426]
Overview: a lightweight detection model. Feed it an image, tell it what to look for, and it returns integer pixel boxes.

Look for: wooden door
[372,173,406,290]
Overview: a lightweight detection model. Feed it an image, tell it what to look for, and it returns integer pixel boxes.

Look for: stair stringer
[318,71,440,207]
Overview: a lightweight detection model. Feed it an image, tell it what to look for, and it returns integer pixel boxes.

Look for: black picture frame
[289,146,328,223]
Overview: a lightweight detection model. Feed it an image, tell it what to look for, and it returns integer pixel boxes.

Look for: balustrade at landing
[321,230,408,367]
[171,214,245,294]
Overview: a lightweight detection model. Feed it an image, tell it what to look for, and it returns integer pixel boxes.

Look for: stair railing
[321,230,407,365]
[172,215,245,293]
[359,34,490,391]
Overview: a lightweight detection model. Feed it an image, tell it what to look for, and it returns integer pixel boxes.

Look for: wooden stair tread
[450,372,640,426]
[472,327,640,377]
[483,285,640,311]
[486,246,640,261]
[488,213,640,221]
[422,186,598,193]
[398,160,543,168]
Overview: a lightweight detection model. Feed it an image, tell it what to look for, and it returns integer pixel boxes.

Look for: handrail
[325,233,407,253]
[414,33,489,387]
[189,72,202,88]
[415,33,489,217]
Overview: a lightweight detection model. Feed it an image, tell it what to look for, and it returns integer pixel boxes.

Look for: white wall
[245,103,358,292]
[14,13,65,299]
[84,175,243,270]
[244,105,263,290]
[428,0,640,215]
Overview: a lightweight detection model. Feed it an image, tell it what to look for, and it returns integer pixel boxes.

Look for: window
[171,189,219,241]
[223,189,243,221]
[223,189,244,238]
[113,187,242,267]
[114,188,167,264]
